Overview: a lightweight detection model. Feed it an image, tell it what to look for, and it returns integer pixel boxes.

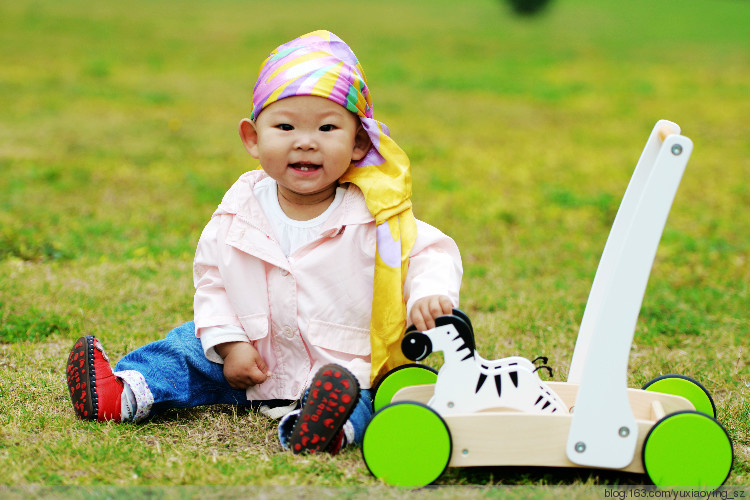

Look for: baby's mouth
[289,162,322,172]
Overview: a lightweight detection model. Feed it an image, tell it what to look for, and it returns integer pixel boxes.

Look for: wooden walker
[361,121,734,488]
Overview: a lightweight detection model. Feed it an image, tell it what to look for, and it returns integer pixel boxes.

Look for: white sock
[113,370,153,422]
[120,379,136,421]
[342,420,355,447]
[259,401,299,420]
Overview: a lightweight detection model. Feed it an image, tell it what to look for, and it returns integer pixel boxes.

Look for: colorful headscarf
[251,30,416,384]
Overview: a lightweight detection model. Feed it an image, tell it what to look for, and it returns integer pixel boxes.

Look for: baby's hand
[215,341,271,390]
[410,295,454,332]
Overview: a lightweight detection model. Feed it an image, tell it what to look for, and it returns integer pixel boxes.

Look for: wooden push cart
[361,121,734,488]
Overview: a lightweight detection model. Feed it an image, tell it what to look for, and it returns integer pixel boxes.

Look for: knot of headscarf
[251,30,416,384]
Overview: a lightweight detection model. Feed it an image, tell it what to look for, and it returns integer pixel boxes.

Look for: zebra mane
[434,314,475,354]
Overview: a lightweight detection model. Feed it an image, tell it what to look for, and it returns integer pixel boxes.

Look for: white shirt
[252,176,346,257]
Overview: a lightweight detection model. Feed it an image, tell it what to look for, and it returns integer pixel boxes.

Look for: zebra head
[402,312,475,362]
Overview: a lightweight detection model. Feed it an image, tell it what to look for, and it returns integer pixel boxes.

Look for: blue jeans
[114,321,374,446]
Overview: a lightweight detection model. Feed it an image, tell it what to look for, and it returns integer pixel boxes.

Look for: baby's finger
[438,296,454,315]
[411,308,428,332]
[255,355,270,376]
[419,302,438,330]
[428,299,447,323]
[249,364,269,385]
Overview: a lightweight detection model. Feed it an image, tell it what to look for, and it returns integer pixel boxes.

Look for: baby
[66,30,462,455]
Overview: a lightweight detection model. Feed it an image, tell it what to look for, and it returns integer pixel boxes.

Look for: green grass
[0,0,748,491]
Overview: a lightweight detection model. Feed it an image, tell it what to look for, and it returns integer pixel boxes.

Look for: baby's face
[250,96,367,205]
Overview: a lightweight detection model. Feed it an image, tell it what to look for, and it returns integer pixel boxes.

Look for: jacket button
[282,326,295,339]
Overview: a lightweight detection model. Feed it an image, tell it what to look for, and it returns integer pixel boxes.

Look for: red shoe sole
[290,364,360,454]
[66,336,98,420]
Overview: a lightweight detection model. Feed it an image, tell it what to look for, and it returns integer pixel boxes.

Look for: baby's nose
[294,133,318,150]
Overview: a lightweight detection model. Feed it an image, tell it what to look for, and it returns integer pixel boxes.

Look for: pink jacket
[193,170,462,400]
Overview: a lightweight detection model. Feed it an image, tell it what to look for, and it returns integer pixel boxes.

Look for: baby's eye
[276,124,294,131]
[319,124,337,132]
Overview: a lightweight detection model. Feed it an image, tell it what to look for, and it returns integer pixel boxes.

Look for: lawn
[0,0,748,493]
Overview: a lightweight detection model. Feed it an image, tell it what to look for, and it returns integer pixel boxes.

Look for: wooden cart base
[391,382,694,472]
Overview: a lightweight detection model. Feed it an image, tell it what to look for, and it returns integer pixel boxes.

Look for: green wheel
[362,402,451,487]
[642,410,733,488]
[373,364,438,412]
[643,374,716,417]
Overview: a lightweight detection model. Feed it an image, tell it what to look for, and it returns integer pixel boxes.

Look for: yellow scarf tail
[340,130,417,383]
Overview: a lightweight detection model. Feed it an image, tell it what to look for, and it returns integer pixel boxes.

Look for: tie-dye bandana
[251,30,417,384]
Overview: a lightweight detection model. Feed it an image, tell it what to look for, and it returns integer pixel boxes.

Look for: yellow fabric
[339,133,416,383]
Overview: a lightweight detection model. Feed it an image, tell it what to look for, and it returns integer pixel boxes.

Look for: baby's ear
[351,125,372,162]
[239,118,260,158]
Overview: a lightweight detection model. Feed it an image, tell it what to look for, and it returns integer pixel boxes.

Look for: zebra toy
[402,312,568,416]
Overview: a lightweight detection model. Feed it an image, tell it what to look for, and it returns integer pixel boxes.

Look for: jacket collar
[216,170,374,237]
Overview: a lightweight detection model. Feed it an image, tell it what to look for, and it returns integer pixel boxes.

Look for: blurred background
[2,0,747,260]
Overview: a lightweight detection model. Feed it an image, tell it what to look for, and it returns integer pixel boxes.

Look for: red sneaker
[289,364,359,455]
[66,336,123,421]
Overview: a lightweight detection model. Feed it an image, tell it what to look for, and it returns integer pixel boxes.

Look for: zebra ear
[434,313,475,353]
[450,308,474,336]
